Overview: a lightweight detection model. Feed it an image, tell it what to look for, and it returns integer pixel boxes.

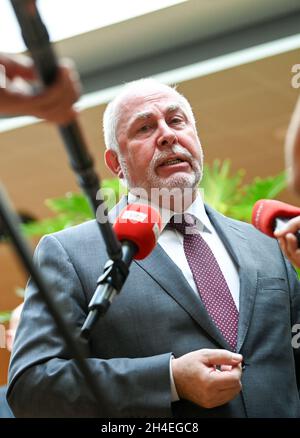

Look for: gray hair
[102,78,196,152]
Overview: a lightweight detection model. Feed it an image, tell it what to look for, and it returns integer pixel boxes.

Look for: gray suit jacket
[0,386,14,418]
[7,202,300,417]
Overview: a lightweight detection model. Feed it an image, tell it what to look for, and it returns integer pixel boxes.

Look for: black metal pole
[0,184,105,411]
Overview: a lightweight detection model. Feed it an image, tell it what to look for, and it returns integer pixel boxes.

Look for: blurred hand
[274,216,300,268]
[0,53,80,125]
[172,349,243,408]
[285,95,300,194]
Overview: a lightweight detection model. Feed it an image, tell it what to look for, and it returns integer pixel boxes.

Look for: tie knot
[169,213,197,235]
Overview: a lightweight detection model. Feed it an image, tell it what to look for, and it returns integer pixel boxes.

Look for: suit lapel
[136,243,232,348]
[206,206,258,352]
[110,197,229,347]
[109,198,258,352]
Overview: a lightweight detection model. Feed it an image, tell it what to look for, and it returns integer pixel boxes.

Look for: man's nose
[157,122,177,148]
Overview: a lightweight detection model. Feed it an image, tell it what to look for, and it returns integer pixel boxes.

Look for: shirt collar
[127,190,213,233]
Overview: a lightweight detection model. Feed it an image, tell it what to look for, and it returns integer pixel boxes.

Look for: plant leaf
[0,311,11,323]
[228,171,287,222]
[200,159,245,215]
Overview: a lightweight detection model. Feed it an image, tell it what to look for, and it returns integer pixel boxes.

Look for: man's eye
[170,117,183,124]
[138,125,151,133]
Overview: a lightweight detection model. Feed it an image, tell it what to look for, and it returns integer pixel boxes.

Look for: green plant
[0,311,11,324]
[201,159,287,222]
[21,159,287,238]
[22,179,127,237]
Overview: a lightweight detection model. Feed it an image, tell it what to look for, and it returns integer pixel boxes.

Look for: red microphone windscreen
[252,199,300,237]
[113,204,162,260]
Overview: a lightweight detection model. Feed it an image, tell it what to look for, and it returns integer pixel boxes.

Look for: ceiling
[54,0,300,82]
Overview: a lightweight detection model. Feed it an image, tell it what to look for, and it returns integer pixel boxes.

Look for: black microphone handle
[81,240,138,339]
[274,217,300,248]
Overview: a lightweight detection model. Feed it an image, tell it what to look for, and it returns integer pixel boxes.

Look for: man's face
[113,87,203,196]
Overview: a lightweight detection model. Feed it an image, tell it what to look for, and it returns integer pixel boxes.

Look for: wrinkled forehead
[116,87,187,130]
[120,87,181,111]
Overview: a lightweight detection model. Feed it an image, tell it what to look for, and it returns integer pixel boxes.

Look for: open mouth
[158,155,191,167]
[156,157,191,176]
[159,158,185,167]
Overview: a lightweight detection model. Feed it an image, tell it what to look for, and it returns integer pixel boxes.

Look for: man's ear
[104,149,124,178]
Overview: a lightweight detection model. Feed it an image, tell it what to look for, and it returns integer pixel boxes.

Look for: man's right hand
[172,349,243,408]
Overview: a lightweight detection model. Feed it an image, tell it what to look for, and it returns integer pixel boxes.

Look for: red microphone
[113,203,162,260]
[251,199,300,245]
[82,203,161,338]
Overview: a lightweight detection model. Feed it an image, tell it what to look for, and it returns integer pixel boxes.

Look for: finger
[3,55,37,81]
[25,64,79,108]
[26,85,78,122]
[277,235,300,267]
[285,233,298,255]
[210,365,242,383]
[284,241,300,268]
[10,63,37,81]
[39,106,77,125]
[220,365,232,371]
[51,65,81,101]
[58,60,81,86]
[30,84,75,109]
[282,233,298,260]
[58,57,76,70]
[0,89,35,115]
[202,349,243,366]
[2,90,76,124]
[277,236,288,256]
[274,216,300,236]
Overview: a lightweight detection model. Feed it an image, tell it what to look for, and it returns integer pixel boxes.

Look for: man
[8,79,300,417]
[0,53,80,124]
[0,303,23,418]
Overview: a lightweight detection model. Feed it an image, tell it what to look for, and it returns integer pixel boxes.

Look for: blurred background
[1,0,300,384]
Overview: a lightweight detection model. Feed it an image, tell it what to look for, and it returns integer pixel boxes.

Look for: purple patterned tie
[169,214,238,350]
